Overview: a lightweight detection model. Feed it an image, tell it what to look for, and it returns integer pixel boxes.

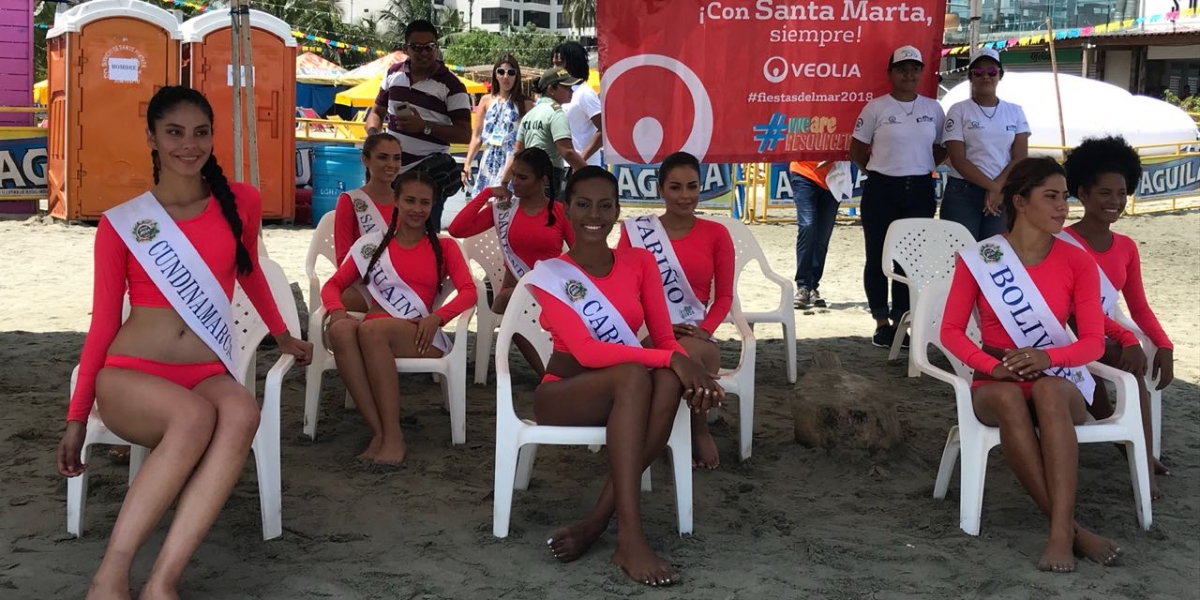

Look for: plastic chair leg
[252,429,283,540]
[738,381,755,462]
[493,439,521,538]
[448,368,466,445]
[641,467,652,492]
[1125,437,1154,531]
[474,315,496,386]
[515,444,538,491]
[1150,386,1162,460]
[666,401,694,535]
[957,435,990,536]
[128,445,149,483]
[66,445,92,537]
[343,390,355,410]
[888,312,910,362]
[303,362,324,440]
[783,320,798,384]
[933,427,961,500]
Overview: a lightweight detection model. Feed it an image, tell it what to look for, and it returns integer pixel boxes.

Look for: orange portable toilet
[182,10,297,220]
[46,0,181,221]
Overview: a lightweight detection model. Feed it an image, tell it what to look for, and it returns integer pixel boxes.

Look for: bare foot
[373,437,406,465]
[86,577,131,600]
[612,539,676,586]
[547,518,608,562]
[1074,527,1122,566]
[1153,456,1170,476]
[1037,529,1076,573]
[357,436,382,461]
[137,582,181,600]
[691,424,720,470]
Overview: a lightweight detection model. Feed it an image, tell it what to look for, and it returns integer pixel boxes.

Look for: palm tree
[560,0,596,32]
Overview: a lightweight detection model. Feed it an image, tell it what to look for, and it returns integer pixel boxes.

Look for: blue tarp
[296,83,347,116]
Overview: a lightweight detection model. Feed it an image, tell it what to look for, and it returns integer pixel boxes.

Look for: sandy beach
[0,208,1197,599]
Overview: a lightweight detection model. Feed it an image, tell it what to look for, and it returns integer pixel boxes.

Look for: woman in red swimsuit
[55,87,313,600]
[533,167,722,586]
[322,171,477,464]
[941,157,1121,573]
[332,133,404,312]
[617,152,734,469]
[1063,136,1174,496]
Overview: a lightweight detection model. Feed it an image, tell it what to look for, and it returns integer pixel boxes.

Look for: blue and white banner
[0,136,48,199]
[1138,155,1200,201]
[612,162,734,206]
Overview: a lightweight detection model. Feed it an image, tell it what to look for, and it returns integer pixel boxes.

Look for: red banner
[598,0,945,164]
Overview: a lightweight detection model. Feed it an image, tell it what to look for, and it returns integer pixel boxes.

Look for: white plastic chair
[910,280,1152,536]
[461,229,508,385]
[714,300,757,461]
[66,257,300,540]
[882,218,975,377]
[303,237,477,445]
[1113,307,1163,459]
[492,283,694,538]
[708,216,797,384]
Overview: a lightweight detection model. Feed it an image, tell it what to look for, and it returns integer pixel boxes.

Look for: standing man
[552,41,603,169]
[365,19,472,229]
[506,68,588,190]
[788,161,840,309]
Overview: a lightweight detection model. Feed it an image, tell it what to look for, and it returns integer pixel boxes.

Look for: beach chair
[1113,306,1164,459]
[297,107,335,137]
[707,216,797,383]
[303,226,477,444]
[882,218,974,377]
[910,280,1153,536]
[492,282,694,538]
[461,229,508,385]
[65,257,301,541]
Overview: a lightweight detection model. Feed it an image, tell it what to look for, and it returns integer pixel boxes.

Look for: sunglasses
[407,42,438,53]
[495,68,517,77]
[971,67,1000,77]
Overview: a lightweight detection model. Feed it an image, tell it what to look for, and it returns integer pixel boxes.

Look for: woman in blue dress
[463,54,532,195]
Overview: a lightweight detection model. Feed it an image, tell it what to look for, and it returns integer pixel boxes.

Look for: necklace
[974,99,999,119]
[893,96,916,116]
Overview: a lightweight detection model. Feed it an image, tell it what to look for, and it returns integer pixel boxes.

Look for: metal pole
[230,0,244,181]
[1046,18,1068,153]
[239,1,260,189]
[969,0,983,51]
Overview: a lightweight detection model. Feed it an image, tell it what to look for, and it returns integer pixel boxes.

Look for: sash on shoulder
[348,233,451,353]
[1055,230,1118,317]
[492,199,532,278]
[524,258,641,347]
[622,215,707,327]
[105,193,239,375]
[959,235,1097,403]
[346,189,388,239]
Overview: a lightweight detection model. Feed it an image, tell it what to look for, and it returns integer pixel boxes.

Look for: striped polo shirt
[373,60,472,170]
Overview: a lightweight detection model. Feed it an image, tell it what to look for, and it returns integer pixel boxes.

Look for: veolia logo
[602,54,712,164]
[763,57,788,83]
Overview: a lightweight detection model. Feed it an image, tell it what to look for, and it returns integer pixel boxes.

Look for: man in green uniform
[505,68,588,189]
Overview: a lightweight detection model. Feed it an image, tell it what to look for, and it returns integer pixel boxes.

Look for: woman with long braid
[55,87,312,600]
[321,171,477,464]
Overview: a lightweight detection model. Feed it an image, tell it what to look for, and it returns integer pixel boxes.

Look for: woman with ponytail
[321,171,477,463]
[332,133,405,312]
[56,86,312,599]
[448,146,573,375]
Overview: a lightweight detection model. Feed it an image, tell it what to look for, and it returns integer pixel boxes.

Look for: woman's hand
[989,363,1022,382]
[672,323,710,340]
[983,183,1003,216]
[1002,347,1050,379]
[461,167,473,188]
[1117,343,1148,377]
[669,352,724,414]
[274,331,313,367]
[490,185,513,208]
[1152,348,1174,390]
[328,309,350,326]
[57,421,87,478]
[409,314,444,355]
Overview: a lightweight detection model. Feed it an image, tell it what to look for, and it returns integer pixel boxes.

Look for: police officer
[505,68,588,193]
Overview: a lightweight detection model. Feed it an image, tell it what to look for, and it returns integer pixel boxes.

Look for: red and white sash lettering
[348,233,451,353]
[492,199,532,278]
[106,193,239,375]
[622,215,707,326]
[959,235,1097,402]
[1055,230,1119,317]
[347,189,388,239]
[525,258,641,347]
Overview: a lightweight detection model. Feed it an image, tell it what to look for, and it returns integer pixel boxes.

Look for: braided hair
[146,86,252,275]
[361,171,444,296]
[512,146,559,226]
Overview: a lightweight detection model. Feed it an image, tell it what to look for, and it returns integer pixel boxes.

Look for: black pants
[860,172,936,322]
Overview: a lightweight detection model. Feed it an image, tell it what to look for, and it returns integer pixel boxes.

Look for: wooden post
[230,0,244,181]
[238,1,260,189]
[1046,18,1068,153]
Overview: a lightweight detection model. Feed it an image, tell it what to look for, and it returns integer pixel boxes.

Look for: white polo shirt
[852,95,945,177]
[565,82,602,167]
[943,99,1031,180]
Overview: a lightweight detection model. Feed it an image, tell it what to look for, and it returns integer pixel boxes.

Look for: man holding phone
[365,19,472,229]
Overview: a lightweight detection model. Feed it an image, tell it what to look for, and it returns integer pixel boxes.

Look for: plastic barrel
[311,145,365,224]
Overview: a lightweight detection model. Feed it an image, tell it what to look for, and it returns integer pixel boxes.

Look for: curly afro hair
[1063,135,1142,198]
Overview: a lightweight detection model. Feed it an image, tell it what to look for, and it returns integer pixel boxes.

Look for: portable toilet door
[182,10,297,220]
[46,0,181,221]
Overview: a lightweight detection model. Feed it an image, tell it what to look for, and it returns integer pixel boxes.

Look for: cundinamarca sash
[959,235,1096,402]
[492,199,532,278]
[346,188,388,239]
[622,215,707,326]
[347,233,451,353]
[105,193,239,375]
[1055,230,1119,317]
[524,257,641,347]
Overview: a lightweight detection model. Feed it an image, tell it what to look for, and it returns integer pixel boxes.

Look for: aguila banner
[598,0,945,164]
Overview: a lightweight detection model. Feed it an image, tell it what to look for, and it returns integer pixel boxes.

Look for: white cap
[890,45,923,66]
[969,47,1002,67]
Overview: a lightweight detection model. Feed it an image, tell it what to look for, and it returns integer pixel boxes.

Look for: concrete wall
[1103,49,1134,90]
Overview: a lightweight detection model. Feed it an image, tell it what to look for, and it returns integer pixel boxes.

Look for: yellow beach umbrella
[33,80,48,106]
[335,73,486,108]
[588,70,600,93]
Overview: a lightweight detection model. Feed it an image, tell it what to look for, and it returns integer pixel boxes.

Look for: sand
[0,208,1197,599]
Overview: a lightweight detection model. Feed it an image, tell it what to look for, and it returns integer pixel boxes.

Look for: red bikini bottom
[104,354,228,389]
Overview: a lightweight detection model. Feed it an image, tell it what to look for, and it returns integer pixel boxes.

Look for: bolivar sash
[622,215,707,326]
[106,193,239,375]
[346,188,388,238]
[1055,230,1119,317]
[348,233,450,353]
[492,199,532,278]
[525,257,641,347]
[959,235,1096,402]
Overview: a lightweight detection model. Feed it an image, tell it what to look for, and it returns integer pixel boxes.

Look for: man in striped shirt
[365,19,472,228]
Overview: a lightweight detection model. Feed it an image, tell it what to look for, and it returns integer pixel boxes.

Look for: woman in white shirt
[941,48,1031,240]
[849,45,947,349]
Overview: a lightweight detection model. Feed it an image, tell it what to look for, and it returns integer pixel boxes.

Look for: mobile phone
[395,103,413,118]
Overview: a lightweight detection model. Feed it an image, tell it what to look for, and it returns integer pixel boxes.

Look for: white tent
[940,72,1198,157]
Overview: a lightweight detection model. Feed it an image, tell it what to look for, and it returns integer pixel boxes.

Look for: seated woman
[1062,135,1174,497]
[332,132,405,313]
[940,157,1121,573]
[321,171,477,464]
[448,146,574,374]
[56,86,313,600]
[617,152,734,469]
[527,167,723,586]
